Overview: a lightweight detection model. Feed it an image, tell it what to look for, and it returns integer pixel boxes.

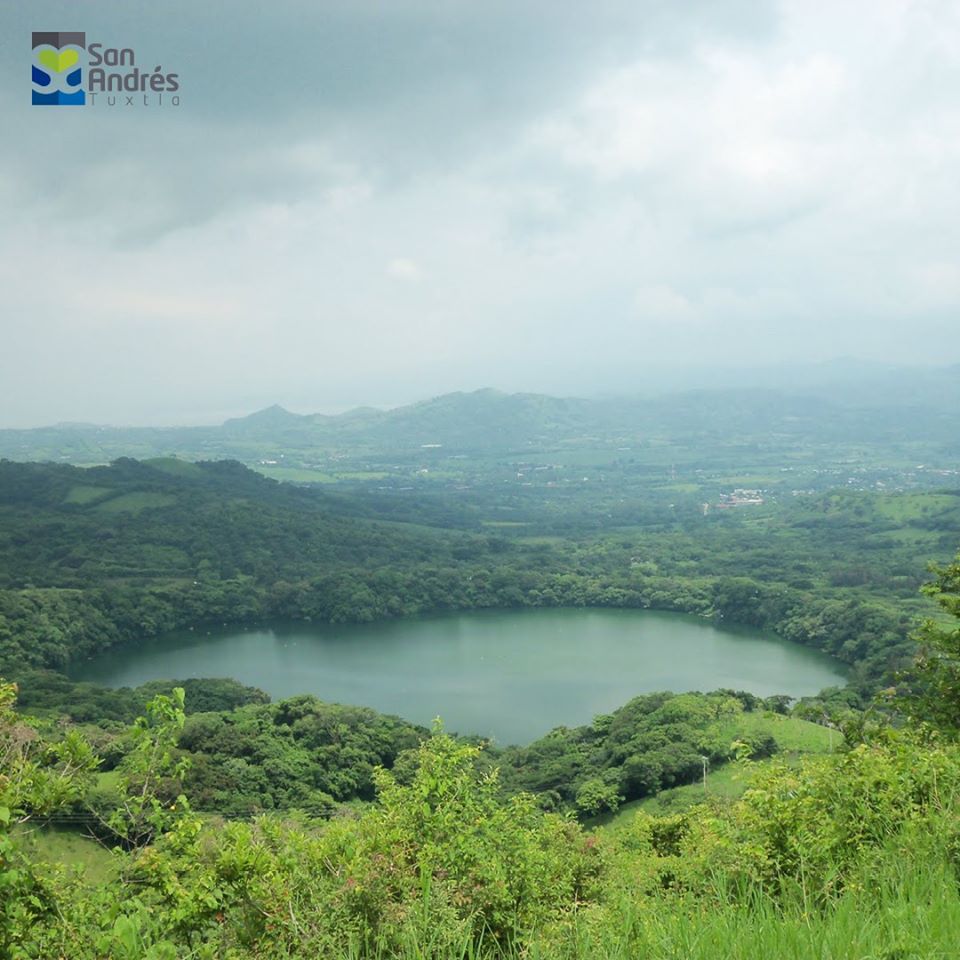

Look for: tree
[104,688,193,848]
[575,776,622,816]
[0,680,98,954]
[899,551,960,733]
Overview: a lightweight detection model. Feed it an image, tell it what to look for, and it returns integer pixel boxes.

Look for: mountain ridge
[1,366,958,465]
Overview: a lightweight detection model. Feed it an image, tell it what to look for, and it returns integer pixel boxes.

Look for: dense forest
[24,682,806,822]
[2,456,957,716]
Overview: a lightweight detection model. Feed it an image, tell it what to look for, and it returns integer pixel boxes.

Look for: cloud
[0,0,958,425]
[633,286,699,325]
[386,258,422,281]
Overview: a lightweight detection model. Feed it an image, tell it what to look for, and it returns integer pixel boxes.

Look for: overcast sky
[3,1,960,426]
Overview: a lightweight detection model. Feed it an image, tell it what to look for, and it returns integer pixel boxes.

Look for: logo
[32,32,86,105]
[31,32,181,108]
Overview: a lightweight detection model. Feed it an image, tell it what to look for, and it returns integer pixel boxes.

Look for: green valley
[1,384,959,958]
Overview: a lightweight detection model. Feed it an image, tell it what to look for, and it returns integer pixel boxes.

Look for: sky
[3,0,960,427]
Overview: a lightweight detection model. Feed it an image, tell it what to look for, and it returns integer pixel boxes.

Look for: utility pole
[701,755,709,794]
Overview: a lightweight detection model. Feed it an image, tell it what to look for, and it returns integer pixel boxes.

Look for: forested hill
[0,456,476,591]
[0,457,499,670]
[0,457,951,700]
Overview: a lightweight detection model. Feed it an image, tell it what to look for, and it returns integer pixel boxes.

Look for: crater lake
[70,608,848,744]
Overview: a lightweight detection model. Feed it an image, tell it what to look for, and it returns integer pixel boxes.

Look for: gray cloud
[1,0,958,426]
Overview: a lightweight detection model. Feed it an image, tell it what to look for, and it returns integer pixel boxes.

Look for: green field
[144,457,206,479]
[875,492,959,522]
[94,492,177,514]
[714,712,835,752]
[596,714,835,830]
[13,825,117,886]
[64,485,113,505]
[251,465,392,483]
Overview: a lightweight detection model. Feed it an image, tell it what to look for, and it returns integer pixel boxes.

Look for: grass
[63,485,113,505]
[337,470,392,481]
[265,852,960,959]
[714,712,835,753]
[657,482,703,494]
[94,492,177,514]
[144,456,205,478]
[250,464,395,483]
[252,465,338,483]
[875,492,959,523]
[711,474,781,486]
[14,824,117,886]
[598,714,835,828]
[865,528,942,544]
[598,760,761,827]
[529,857,960,960]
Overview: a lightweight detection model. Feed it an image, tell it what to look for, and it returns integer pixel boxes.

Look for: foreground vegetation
[1,387,958,956]
[1,552,959,958]
[3,698,960,957]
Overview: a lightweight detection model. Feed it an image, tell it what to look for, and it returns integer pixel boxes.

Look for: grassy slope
[525,861,960,960]
[14,825,117,886]
[596,714,834,829]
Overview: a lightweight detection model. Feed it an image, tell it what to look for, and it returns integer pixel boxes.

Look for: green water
[70,608,847,745]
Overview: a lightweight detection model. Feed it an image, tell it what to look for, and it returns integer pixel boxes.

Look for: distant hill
[222,404,305,432]
[1,365,958,466]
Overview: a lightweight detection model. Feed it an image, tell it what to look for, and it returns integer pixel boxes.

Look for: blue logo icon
[32,32,86,105]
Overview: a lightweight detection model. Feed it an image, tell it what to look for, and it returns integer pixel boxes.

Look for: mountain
[222,404,303,430]
[0,365,958,467]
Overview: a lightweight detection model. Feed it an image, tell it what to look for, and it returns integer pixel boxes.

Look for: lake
[70,608,847,744]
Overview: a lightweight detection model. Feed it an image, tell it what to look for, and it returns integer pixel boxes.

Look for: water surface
[71,608,847,744]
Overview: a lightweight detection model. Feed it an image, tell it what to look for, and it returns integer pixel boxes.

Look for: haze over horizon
[5,1,960,428]
[0,356,954,432]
